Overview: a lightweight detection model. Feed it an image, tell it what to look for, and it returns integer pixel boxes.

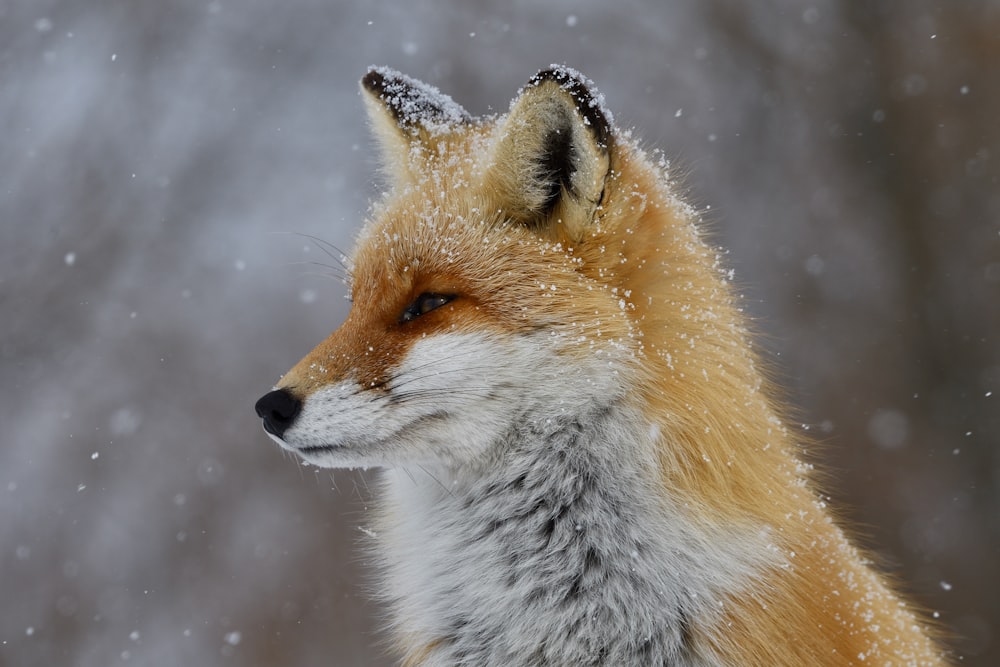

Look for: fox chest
[375,448,715,666]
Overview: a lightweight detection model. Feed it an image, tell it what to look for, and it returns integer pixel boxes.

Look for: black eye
[400,292,455,323]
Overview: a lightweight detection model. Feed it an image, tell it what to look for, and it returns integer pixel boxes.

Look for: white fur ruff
[274,332,772,665]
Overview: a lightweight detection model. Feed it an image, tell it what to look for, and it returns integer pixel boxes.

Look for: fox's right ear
[361,67,471,187]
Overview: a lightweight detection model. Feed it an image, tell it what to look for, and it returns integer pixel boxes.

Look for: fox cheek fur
[255,66,950,666]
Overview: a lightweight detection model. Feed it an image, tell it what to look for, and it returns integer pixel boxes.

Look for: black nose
[254,389,302,438]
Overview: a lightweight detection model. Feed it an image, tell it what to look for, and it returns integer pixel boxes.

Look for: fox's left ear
[487,67,613,242]
[361,67,472,186]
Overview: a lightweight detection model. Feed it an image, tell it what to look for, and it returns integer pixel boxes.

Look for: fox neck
[373,398,766,666]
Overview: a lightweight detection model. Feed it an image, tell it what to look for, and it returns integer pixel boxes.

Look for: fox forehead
[348,118,515,289]
[352,194,629,333]
[352,189,498,294]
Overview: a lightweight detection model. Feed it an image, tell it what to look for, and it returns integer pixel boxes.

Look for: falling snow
[3,3,993,666]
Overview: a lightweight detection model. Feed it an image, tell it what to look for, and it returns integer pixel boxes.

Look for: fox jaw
[257,66,644,473]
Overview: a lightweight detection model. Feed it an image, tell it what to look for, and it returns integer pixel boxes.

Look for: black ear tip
[361,68,383,93]
[361,66,471,128]
[528,65,586,89]
[361,66,399,95]
[527,65,613,149]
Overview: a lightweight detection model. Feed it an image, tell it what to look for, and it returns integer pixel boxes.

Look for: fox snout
[254,388,301,439]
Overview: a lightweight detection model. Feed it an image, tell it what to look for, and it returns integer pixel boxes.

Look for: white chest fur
[374,403,770,666]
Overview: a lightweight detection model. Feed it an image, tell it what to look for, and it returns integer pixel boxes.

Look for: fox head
[256,66,685,471]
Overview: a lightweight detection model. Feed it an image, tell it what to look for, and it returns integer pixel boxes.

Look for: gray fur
[376,401,766,666]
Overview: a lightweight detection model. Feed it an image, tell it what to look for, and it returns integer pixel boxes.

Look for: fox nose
[255,389,302,438]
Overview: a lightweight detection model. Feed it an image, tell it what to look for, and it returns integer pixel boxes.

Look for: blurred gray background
[2,1,997,665]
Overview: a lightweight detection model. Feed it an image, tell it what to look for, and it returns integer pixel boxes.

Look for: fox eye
[400,292,455,323]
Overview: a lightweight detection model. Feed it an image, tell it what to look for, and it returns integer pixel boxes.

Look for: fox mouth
[299,444,343,455]
[278,410,455,464]
[263,430,345,457]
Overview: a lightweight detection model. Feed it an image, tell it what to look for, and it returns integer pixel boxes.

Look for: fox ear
[487,67,613,242]
[360,67,472,186]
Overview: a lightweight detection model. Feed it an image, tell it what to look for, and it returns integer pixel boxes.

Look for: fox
[255,66,949,666]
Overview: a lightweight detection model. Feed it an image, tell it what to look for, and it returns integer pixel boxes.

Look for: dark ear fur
[526,67,613,154]
[487,66,613,241]
[361,67,471,135]
[360,67,471,185]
